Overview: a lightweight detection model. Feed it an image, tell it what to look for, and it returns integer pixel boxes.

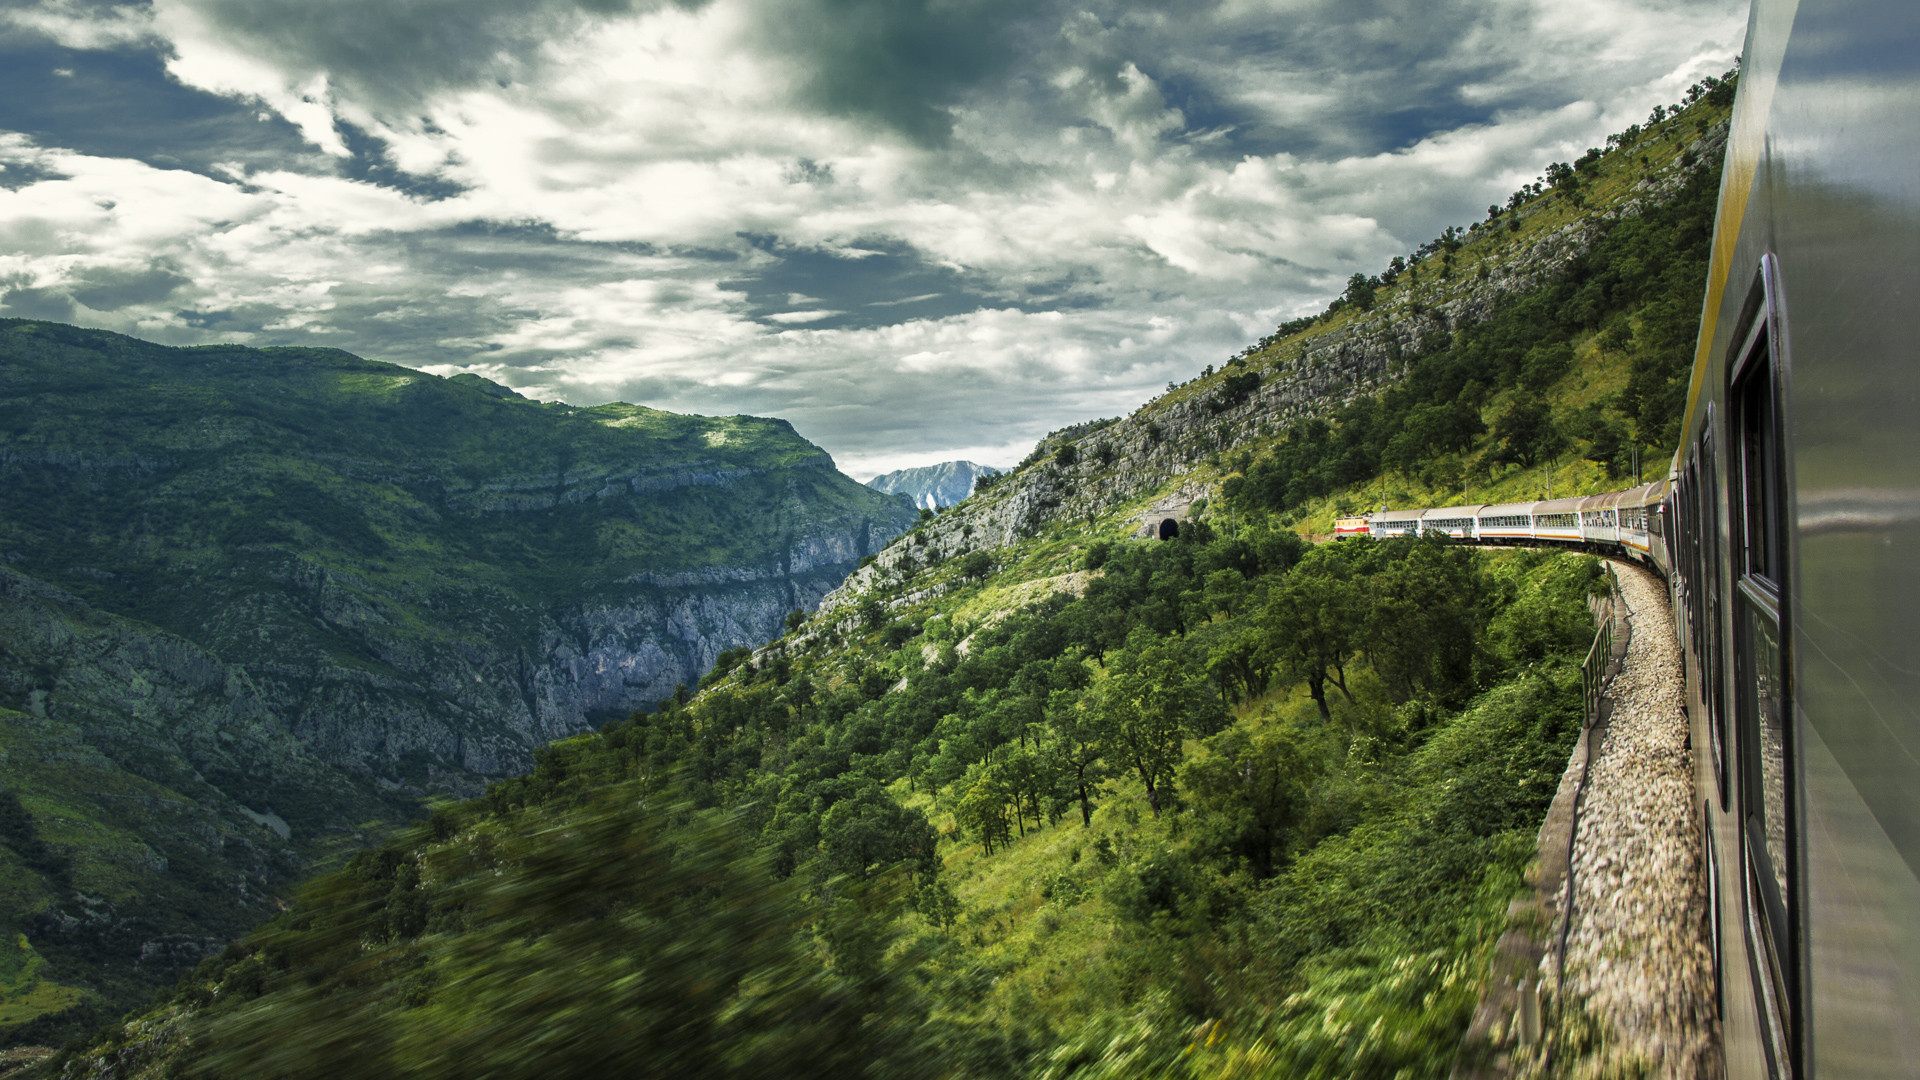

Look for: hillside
[0,323,914,1042]
[34,76,1735,1078]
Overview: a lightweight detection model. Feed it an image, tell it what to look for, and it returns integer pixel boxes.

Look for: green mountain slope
[0,322,914,1042]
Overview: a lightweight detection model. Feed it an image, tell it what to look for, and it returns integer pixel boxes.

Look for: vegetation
[1220,75,1732,523]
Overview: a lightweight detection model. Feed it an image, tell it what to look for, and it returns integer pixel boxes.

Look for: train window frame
[1726,255,1800,1078]
[1700,414,1728,812]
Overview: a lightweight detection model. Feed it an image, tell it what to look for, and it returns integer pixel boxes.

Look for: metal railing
[1582,610,1614,727]
[1581,564,1620,727]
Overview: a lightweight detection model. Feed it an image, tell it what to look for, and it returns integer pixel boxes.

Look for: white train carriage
[1610,481,1666,561]
[1369,508,1426,537]
[1578,493,1621,545]
[1419,505,1484,540]
[1529,496,1585,543]
[1475,501,1537,541]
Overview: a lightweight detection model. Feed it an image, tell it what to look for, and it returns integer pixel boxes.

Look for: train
[1339,1,1920,1073]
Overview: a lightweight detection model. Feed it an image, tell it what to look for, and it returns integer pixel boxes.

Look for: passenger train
[1346,1,1920,1073]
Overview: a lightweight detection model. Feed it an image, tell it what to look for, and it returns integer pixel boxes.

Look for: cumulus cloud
[0,0,1746,471]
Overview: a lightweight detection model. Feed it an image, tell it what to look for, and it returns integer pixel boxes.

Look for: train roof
[1533,496,1587,514]
[1421,505,1486,520]
[1478,501,1537,517]
[1373,508,1427,522]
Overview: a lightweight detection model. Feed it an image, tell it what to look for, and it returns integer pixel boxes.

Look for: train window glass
[1734,318,1785,589]
[1729,260,1796,1074]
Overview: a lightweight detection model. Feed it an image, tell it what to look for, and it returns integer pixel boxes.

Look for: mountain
[864,460,999,510]
[0,320,915,1038]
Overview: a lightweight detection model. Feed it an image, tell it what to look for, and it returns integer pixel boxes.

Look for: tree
[1261,559,1363,723]
[1181,724,1312,878]
[1489,391,1567,467]
[819,783,939,882]
[1085,633,1224,817]
[955,764,1015,855]
[959,551,994,581]
[1200,620,1271,705]
[1362,537,1485,705]
[1343,273,1378,312]
[1050,689,1116,827]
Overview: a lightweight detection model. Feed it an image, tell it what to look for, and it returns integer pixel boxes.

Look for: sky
[0,0,1745,479]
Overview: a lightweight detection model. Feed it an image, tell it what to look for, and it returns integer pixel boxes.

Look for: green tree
[1261,557,1363,722]
[1086,633,1224,817]
[1489,390,1567,467]
[1050,689,1116,827]
[1363,538,1485,705]
[1181,724,1314,878]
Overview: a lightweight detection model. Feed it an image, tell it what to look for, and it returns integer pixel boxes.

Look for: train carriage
[1369,508,1425,538]
[1529,496,1585,543]
[1420,505,1484,540]
[1333,515,1372,540]
[1661,1,1920,1073]
[1612,481,1667,563]
[1578,493,1620,546]
[1475,501,1536,542]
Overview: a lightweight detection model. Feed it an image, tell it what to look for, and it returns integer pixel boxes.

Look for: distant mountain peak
[865,460,999,510]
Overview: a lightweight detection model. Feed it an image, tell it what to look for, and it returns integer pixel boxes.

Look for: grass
[0,935,89,1031]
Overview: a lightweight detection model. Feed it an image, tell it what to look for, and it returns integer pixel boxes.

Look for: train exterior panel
[1333,515,1372,540]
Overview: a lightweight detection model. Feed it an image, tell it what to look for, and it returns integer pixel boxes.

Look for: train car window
[1729,260,1797,1076]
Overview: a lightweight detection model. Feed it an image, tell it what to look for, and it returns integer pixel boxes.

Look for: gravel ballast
[1545,562,1721,1078]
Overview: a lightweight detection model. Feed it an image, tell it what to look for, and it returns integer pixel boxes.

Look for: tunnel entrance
[1158,518,1179,540]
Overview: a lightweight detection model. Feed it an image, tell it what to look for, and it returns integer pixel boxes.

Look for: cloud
[0,0,1747,473]
[1,0,154,51]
